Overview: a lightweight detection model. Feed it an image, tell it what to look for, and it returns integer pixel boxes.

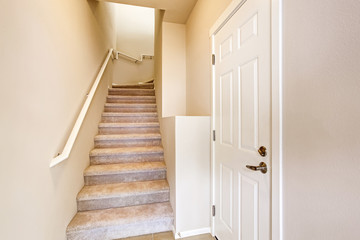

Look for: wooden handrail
[49,49,114,168]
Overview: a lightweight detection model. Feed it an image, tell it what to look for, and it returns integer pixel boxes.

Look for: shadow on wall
[87,0,117,49]
[113,58,154,84]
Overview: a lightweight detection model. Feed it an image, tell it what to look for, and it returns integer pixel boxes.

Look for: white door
[213,0,271,239]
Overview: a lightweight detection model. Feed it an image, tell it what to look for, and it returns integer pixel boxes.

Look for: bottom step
[66,202,173,240]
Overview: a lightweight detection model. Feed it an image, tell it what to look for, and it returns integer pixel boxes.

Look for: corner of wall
[184,0,232,116]
[154,9,165,121]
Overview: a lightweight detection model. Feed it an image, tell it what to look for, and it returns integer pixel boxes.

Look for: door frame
[209,0,283,239]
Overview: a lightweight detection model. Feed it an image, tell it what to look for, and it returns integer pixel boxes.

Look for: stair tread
[90,146,163,156]
[102,112,158,116]
[105,103,157,107]
[95,133,161,141]
[67,202,173,232]
[112,83,154,88]
[77,180,169,201]
[109,88,155,91]
[107,95,156,99]
[108,88,155,96]
[99,122,160,127]
[84,162,166,176]
[106,96,156,103]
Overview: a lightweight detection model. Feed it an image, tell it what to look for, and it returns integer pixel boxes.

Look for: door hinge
[213,130,216,141]
[212,205,216,217]
[212,54,216,65]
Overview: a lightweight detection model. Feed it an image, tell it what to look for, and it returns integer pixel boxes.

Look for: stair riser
[90,153,164,165]
[104,107,157,113]
[98,126,160,134]
[108,89,155,96]
[95,139,161,148]
[77,191,169,211]
[84,170,166,185]
[102,116,159,123]
[107,98,156,104]
[66,218,173,240]
[112,84,154,89]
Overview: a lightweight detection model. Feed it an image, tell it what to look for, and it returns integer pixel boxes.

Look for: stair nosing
[84,168,165,176]
[77,180,169,201]
[90,146,164,157]
[84,162,166,176]
[95,133,161,140]
[112,83,154,87]
[102,112,158,116]
[106,95,156,98]
[109,88,155,91]
[98,122,160,127]
[105,103,157,107]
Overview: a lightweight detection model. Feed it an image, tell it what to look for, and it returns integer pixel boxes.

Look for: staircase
[66,83,173,240]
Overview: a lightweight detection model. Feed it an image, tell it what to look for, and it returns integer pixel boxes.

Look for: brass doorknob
[246,162,267,174]
[258,146,267,157]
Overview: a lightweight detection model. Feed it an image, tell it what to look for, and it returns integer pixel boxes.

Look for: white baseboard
[172,227,212,239]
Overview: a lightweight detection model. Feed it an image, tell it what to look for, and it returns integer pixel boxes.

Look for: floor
[118,232,214,240]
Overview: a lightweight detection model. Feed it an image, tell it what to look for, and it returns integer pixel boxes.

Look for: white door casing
[211,0,271,239]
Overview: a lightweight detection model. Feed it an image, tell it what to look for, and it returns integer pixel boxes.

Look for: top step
[112,83,154,89]
[109,88,155,96]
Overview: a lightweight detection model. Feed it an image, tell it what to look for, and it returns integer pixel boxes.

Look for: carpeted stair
[66,83,173,240]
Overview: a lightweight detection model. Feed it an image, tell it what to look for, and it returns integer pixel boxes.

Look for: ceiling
[101,0,198,23]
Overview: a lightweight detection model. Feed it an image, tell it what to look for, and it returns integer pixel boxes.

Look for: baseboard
[172,227,211,239]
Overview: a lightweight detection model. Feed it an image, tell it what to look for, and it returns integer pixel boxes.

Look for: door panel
[213,0,271,239]
[220,35,233,62]
[238,13,258,47]
[220,71,234,146]
[240,174,259,240]
[239,58,258,150]
[220,164,233,230]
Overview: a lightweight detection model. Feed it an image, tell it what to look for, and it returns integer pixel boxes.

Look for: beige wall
[154,9,165,120]
[282,0,360,239]
[115,4,154,57]
[112,58,154,84]
[185,0,232,115]
[113,4,155,85]
[156,0,232,117]
[162,22,187,117]
[0,0,116,239]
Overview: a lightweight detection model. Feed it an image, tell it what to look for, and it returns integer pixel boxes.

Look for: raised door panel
[238,58,259,151]
[220,164,234,231]
[239,174,259,240]
[220,71,234,146]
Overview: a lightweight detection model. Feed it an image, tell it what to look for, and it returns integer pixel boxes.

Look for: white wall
[0,0,116,239]
[175,117,211,236]
[282,0,360,239]
[162,22,187,117]
[162,116,211,238]
[161,117,177,223]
